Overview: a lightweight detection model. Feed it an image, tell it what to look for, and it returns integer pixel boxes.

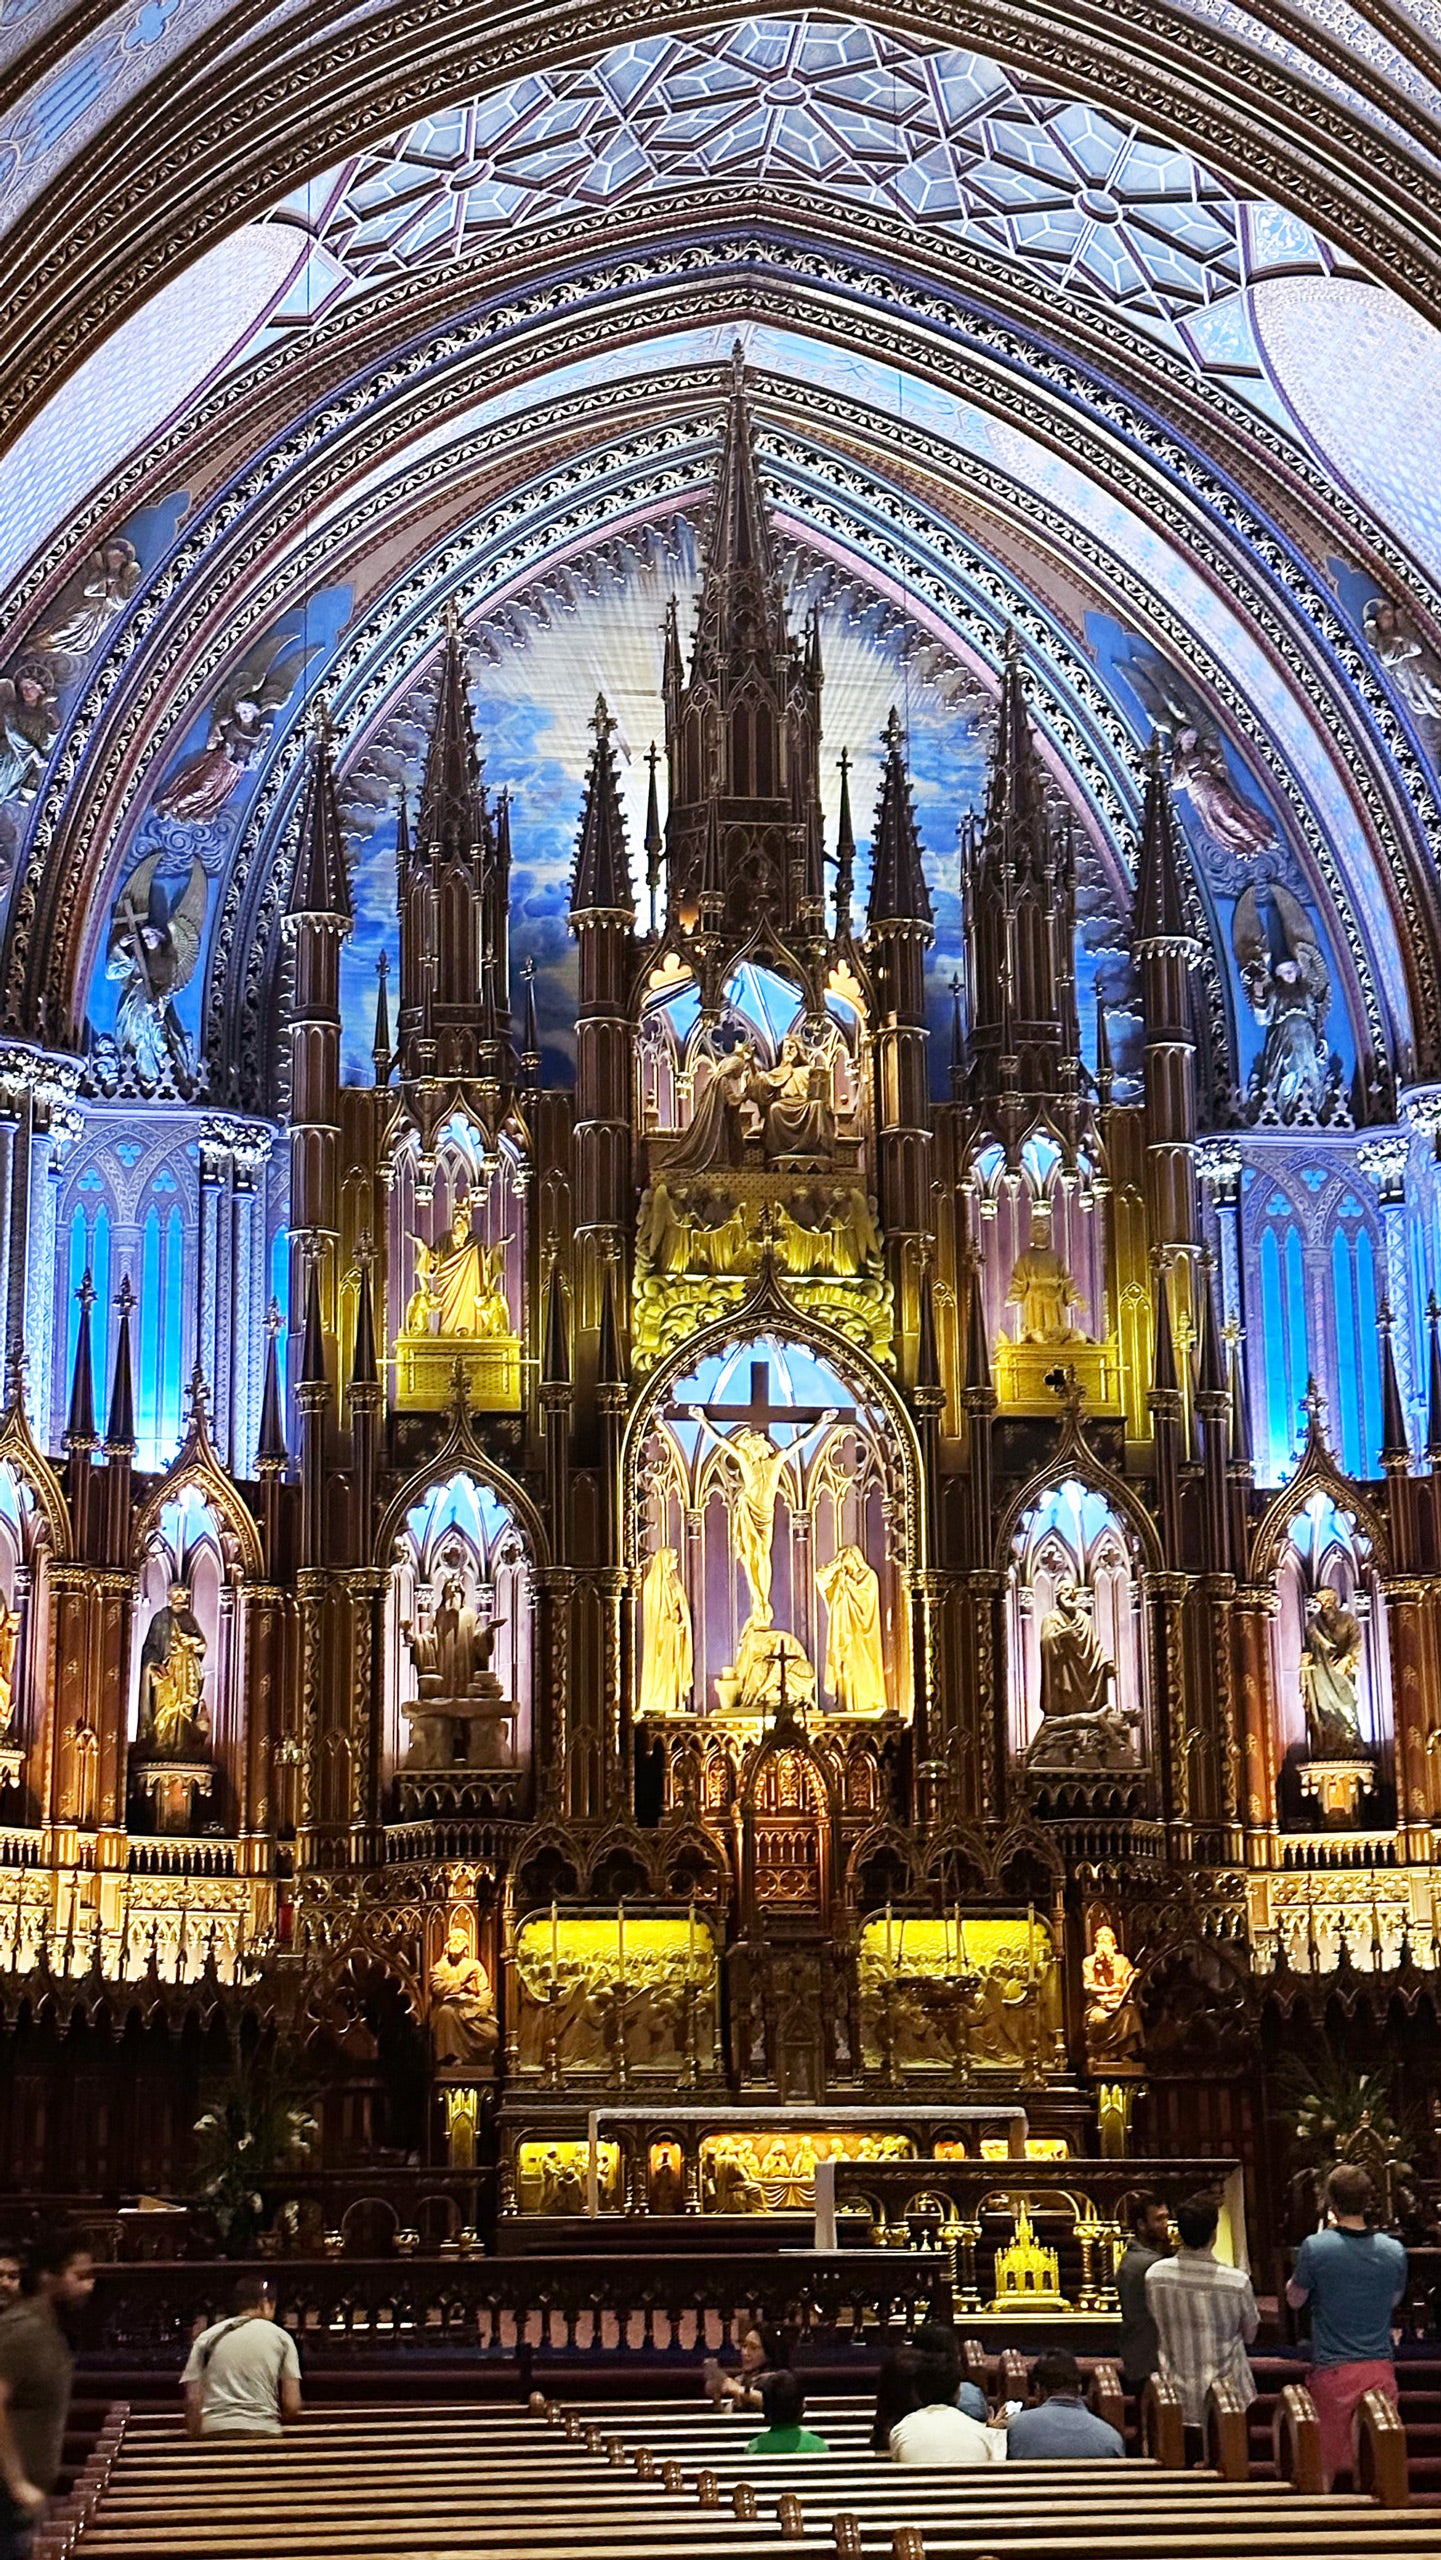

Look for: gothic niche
[968,1136,1121,1414]
[0,1464,41,1805]
[635,1332,905,1750]
[1271,1489,1388,1828]
[390,1471,531,1813]
[129,1489,232,1833]
[386,1119,524,1412]
[1008,1480,1146,1801]
[633,962,889,1367]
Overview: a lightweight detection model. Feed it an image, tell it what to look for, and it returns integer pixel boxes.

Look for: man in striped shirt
[1145,2195,1259,2435]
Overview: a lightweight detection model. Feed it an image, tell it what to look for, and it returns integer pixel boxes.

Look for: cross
[764,1638,805,1736]
[671,1356,847,1440]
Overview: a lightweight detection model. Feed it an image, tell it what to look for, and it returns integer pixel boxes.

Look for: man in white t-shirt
[889,2352,1007,2466]
[182,2275,301,2440]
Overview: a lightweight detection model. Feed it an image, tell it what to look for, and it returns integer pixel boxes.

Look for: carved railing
[83,2249,949,2358]
[820,2155,1243,2312]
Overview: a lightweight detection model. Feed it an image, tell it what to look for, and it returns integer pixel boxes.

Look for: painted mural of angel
[1363,593,1441,727]
[0,659,59,805]
[105,855,209,1086]
[33,538,141,662]
[1232,882,1343,1127]
[154,635,314,825]
[1118,646,1276,859]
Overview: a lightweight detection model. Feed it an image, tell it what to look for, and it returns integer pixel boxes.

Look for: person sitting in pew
[870,2328,988,2450]
[1004,2349,1124,2459]
[888,2350,1007,2466]
[182,2274,302,2440]
[704,2320,787,2412]
[745,2371,828,2455]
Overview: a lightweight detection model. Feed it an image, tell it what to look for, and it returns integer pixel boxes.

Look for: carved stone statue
[1027,1582,1137,1772]
[0,1600,20,1739]
[751,1033,836,1162]
[429,1924,499,2069]
[1301,1586,1365,1758]
[136,1583,210,1756]
[1082,1923,1144,2064]
[638,1545,694,1718]
[1006,1208,1087,1343]
[688,1406,836,1630]
[1232,883,1344,1128]
[403,1567,511,1767]
[816,1543,888,1716]
[408,1208,510,1338]
[662,1044,753,1174]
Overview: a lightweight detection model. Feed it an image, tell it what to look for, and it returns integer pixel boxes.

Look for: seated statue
[1082,1923,1144,2063]
[1027,1582,1138,1772]
[407,1208,511,1338]
[403,1569,510,1767]
[136,1583,210,1757]
[661,1044,753,1174]
[429,1924,499,2069]
[751,1033,836,1162]
[1006,1209,1088,1343]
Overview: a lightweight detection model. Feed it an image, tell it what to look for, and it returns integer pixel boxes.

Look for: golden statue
[429,1923,499,2068]
[409,1207,510,1338]
[1006,1206,1087,1343]
[688,1405,837,1627]
[638,1545,694,1718]
[0,1599,19,1736]
[1082,1922,1144,2064]
[816,1543,888,1715]
[137,1582,209,1755]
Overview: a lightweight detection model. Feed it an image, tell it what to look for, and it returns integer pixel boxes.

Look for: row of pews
[30,2368,1420,2560]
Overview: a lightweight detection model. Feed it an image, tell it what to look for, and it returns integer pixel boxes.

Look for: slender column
[1359,1135,1416,1445]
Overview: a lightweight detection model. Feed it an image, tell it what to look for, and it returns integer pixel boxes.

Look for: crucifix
[674,1358,849,1628]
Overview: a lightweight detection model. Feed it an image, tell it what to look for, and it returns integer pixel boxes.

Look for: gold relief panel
[512,1910,719,2076]
[857,1914,1062,2076]
[516,2139,620,2214]
[699,2128,915,2214]
[633,1172,893,1370]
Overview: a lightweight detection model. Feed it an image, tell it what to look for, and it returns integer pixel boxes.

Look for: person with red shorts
[1287,2161,1408,2489]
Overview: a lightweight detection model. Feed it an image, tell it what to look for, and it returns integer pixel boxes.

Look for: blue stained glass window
[269,1225,290,1327]
[1356,1228,1382,1472]
[1332,1222,1383,1476]
[1259,1217,1310,1482]
[138,1205,161,1462]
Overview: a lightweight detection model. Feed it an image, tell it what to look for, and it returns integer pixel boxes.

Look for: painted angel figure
[34,538,141,662]
[0,659,59,806]
[1232,882,1342,1127]
[154,635,314,824]
[1118,645,1275,859]
[1363,593,1441,726]
[104,854,208,1085]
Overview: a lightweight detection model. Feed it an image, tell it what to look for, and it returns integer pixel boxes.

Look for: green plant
[191,2041,320,2249]
[1275,2051,1416,2218]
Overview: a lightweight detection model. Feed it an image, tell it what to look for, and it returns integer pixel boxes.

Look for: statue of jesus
[1006,1207,1087,1344]
[688,1405,837,1627]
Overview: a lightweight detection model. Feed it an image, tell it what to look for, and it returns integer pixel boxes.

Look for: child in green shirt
[745,2370,828,2454]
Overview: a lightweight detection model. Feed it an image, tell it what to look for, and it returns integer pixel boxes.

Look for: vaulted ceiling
[4,5,1441,1112]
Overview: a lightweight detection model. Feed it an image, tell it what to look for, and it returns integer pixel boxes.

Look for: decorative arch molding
[131,1398,264,1580]
[990,1410,1166,1579]
[9,0,1441,463]
[1248,1397,1391,1577]
[10,268,1429,1077]
[619,1265,929,1579]
[0,1399,72,1563]
[372,1405,551,1576]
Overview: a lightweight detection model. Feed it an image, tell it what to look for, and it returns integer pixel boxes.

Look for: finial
[443,597,463,643]
[522,954,536,988]
[4,1346,28,1410]
[266,1296,283,1339]
[75,1269,96,1315]
[1145,727,1165,775]
[838,746,850,781]
[308,693,334,746]
[354,1227,373,1274]
[1003,623,1021,666]
[591,692,614,739]
[376,950,389,984]
[448,1358,471,1426]
[882,703,905,756]
[187,1364,212,1431]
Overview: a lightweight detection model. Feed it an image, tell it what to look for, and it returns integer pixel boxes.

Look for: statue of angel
[0,659,59,806]
[1117,646,1276,861]
[154,634,314,825]
[105,855,208,1086]
[1232,883,1343,1127]
[1363,593,1441,726]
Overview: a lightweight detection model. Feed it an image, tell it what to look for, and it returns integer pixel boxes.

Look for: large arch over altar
[623,1297,924,1735]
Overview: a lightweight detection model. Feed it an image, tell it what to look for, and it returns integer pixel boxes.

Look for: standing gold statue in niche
[0,1599,20,1736]
[1006,1205,1088,1343]
[638,1546,694,1718]
[816,1543,888,1715]
[137,1583,209,1755]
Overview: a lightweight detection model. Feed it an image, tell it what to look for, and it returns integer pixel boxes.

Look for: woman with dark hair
[871,2343,920,2451]
[704,2318,788,2411]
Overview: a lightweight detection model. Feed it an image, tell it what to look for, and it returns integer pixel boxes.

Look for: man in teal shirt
[745,2371,828,2454]
[1287,2162,1407,2489]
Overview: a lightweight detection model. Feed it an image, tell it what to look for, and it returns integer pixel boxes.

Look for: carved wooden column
[1233,1582,1279,1852]
[1385,1577,1434,1858]
[241,1581,291,1876]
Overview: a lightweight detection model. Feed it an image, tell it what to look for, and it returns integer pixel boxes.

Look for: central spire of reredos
[660,343,825,950]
